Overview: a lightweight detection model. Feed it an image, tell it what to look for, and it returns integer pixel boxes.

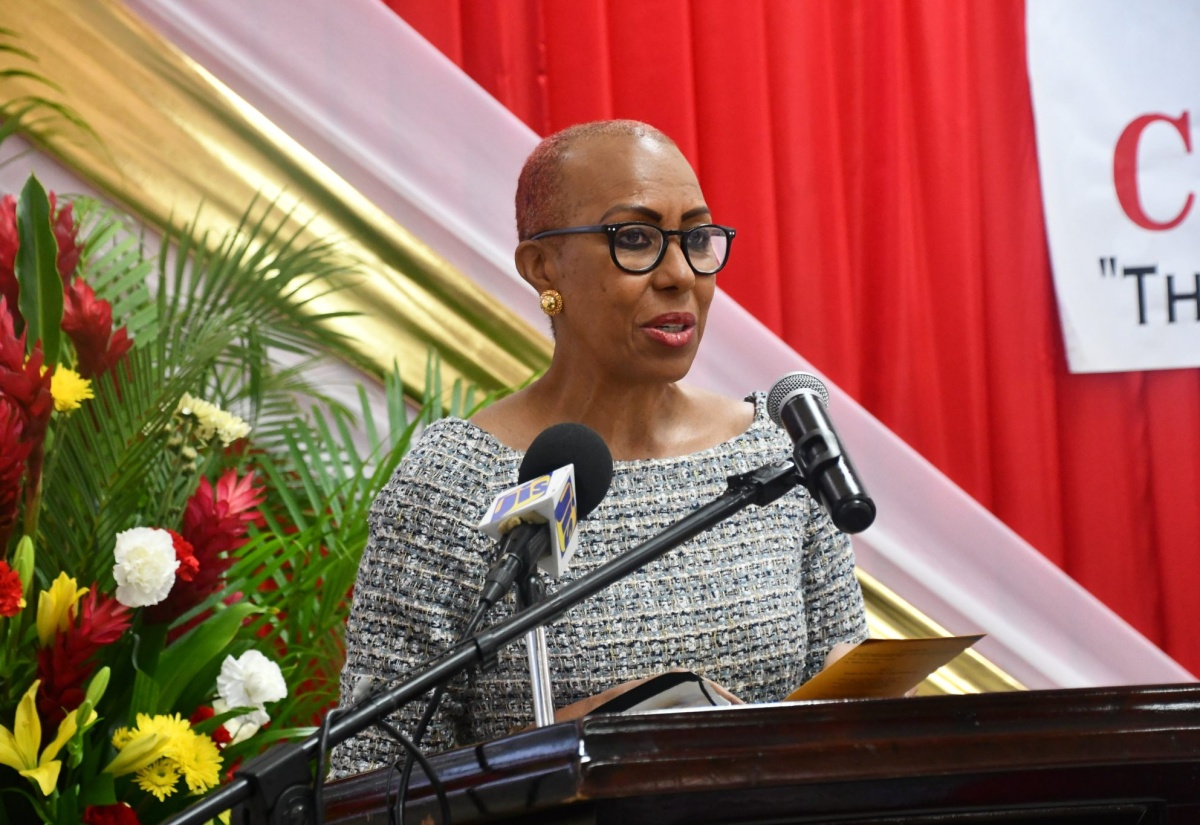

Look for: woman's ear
[515,239,555,294]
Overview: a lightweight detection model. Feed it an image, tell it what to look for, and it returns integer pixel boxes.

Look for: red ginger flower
[145,469,265,625]
[0,193,82,327]
[0,399,32,547]
[37,588,132,728]
[0,297,53,441]
[0,559,24,617]
[0,300,51,546]
[0,197,16,320]
[167,528,200,582]
[50,194,82,283]
[62,278,133,379]
[83,803,141,825]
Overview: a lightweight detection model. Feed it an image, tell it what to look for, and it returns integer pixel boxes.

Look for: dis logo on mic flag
[479,465,579,577]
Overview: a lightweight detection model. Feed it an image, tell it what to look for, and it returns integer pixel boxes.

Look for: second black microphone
[767,372,876,534]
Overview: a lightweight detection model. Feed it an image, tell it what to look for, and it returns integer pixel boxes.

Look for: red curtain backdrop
[385,0,1200,675]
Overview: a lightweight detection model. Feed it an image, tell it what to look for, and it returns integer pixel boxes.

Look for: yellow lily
[0,680,87,796]
[104,731,169,777]
[36,573,88,647]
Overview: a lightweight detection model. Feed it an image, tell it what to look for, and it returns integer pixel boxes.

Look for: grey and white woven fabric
[332,393,867,775]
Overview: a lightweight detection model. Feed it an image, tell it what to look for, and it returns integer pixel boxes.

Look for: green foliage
[72,198,157,341]
[14,175,61,362]
[1,180,497,822]
[0,22,511,825]
[230,355,490,727]
[0,27,95,156]
[37,196,365,581]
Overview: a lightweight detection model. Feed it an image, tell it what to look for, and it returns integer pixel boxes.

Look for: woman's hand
[822,641,858,671]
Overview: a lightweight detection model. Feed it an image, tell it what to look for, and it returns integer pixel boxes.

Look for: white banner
[1028,0,1200,373]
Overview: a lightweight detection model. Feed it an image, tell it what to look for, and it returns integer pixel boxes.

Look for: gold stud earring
[539,289,563,316]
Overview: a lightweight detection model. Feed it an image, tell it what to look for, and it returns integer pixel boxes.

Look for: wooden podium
[325,683,1200,824]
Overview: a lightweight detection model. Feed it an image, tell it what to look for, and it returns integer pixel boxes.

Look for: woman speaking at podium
[334,120,867,775]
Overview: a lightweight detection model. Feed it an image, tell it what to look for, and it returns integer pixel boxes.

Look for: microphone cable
[310,698,453,825]
[390,606,488,825]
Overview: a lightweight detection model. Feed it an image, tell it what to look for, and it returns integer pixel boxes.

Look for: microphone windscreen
[518,422,614,519]
[767,371,831,425]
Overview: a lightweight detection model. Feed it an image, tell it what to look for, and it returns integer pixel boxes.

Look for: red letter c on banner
[1113,111,1193,231]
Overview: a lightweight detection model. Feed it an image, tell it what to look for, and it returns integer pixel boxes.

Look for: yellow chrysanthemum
[110,726,135,750]
[108,713,188,773]
[135,758,180,801]
[137,712,191,743]
[49,366,93,412]
[107,712,222,797]
[107,715,174,776]
[173,729,222,794]
[36,573,88,647]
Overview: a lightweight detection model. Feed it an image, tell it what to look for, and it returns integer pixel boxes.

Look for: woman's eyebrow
[599,203,712,222]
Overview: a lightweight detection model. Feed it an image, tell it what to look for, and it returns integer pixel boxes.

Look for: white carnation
[216,650,287,736]
[112,527,180,607]
[212,698,265,744]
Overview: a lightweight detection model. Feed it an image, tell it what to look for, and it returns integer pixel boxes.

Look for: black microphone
[766,372,876,534]
[475,423,613,612]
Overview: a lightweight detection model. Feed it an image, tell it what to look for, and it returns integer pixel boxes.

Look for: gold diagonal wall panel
[3,0,552,393]
[1,0,1020,695]
[858,569,1023,694]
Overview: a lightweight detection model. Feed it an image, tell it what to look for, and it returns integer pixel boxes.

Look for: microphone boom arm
[166,459,803,825]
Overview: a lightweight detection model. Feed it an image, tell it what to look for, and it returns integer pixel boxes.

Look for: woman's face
[539,134,717,387]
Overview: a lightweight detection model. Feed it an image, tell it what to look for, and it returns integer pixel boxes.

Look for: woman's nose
[652,237,697,290]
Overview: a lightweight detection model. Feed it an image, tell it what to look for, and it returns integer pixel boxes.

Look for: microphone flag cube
[478,465,579,577]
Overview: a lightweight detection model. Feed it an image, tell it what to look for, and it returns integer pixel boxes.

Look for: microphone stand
[518,574,557,727]
[166,459,802,825]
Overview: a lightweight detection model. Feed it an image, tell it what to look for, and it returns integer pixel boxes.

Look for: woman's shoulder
[466,390,548,452]
[642,384,760,460]
[680,386,774,453]
[370,417,518,517]
[397,416,509,469]
[608,388,778,472]
[683,383,758,420]
[684,389,798,473]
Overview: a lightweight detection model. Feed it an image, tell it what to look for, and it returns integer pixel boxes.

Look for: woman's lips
[641,313,696,347]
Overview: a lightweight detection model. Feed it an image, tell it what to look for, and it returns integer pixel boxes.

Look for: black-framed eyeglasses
[528,221,737,275]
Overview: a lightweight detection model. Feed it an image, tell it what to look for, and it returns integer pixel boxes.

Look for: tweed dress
[332,394,867,776]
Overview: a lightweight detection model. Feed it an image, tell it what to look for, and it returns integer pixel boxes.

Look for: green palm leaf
[0,28,96,154]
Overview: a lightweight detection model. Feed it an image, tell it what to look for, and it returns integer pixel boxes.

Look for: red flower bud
[83,803,141,825]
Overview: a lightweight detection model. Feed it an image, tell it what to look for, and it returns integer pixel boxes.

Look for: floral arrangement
[0,174,480,824]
